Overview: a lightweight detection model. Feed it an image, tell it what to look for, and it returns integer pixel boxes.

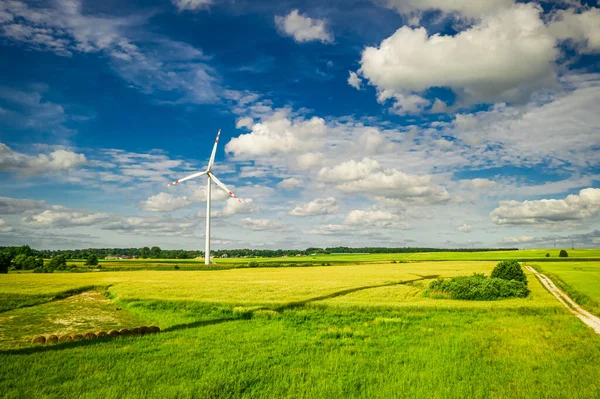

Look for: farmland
[2,258,600,398]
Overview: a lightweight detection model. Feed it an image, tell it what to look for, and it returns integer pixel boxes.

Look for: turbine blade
[207,129,221,170]
[208,172,241,202]
[166,171,207,188]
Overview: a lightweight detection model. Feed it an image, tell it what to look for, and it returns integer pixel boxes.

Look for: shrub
[48,255,67,270]
[559,250,568,257]
[0,251,11,274]
[546,253,550,257]
[428,273,529,301]
[248,261,259,268]
[85,254,98,266]
[174,265,180,270]
[491,260,527,284]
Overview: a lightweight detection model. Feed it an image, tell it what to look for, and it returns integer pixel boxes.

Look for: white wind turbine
[166,129,241,265]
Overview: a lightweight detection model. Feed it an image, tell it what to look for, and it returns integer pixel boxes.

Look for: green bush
[491,260,527,284]
[248,261,259,268]
[559,250,568,257]
[546,253,550,257]
[85,254,98,266]
[48,255,67,270]
[428,273,529,300]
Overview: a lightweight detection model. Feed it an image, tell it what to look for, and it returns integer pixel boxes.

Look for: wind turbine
[166,129,240,265]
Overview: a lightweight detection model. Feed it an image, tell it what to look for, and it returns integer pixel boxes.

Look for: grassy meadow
[2,259,600,398]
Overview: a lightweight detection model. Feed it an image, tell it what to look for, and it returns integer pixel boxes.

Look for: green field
[55,248,600,271]
[2,260,600,398]
[535,261,600,316]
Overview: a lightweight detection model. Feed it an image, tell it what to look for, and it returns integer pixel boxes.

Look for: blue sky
[0,0,599,249]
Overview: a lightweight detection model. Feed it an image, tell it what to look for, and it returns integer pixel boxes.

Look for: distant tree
[545,253,550,257]
[141,247,150,259]
[22,256,43,270]
[16,245,33,257]
[559,250,568,258]
[0,251,11,273]
[48,255,67,270]
[12,254,28,270]
[150,246,161,258]
[85,254,99,266]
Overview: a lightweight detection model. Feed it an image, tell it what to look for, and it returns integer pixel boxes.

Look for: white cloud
[274,10,333,44]
[348,71,362,90]
[226,110,327,157]
[278,178,304,190]
[0,143,87,177]
[296,152,324,169]
[0,0,219,104]
[502,236,534,244]
[345,209,408,229]
[213,198,258,218]
[171,0,212,11]
[102,215,196,236]
[357,4,557,108]
[319,158,449,204]
[240,217,286,231]
[0,197,46,214]
[22,206,113,228]
[384,0,514,19]
[319,158,381,182]
[549,8,600,53]
[140,192,192,212]
[460,178,497,190]
[458,223,471,233]
[0,218,13,233]
[290,197,338,217]
[490,188,600,225]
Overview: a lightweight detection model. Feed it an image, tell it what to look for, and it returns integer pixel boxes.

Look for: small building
[221,254,229,258]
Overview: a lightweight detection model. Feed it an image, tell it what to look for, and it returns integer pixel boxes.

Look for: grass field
[54,248,600,271]
[534,261,600,317]
[2,260,600,398]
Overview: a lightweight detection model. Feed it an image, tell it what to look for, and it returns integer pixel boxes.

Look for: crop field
[2,260,600,398]
[58,248,600,271]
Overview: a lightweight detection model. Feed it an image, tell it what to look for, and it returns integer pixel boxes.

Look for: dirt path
[526,266,600,334]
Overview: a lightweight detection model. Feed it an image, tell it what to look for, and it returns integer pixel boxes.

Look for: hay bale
[118,328,130,335]
[46,335,59,344]
[84,332,97,340]
[138,326,150,335]
[131,327,142,335]
[58,335,72,343]
[108,330,119,337]
[72,334,84,341]
[148,326,161,333]
[31,335,46,345]
[96,331,108,339]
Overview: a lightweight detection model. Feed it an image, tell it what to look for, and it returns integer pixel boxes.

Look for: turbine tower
[166,130,240,265]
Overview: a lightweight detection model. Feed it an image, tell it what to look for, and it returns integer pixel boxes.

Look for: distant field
[56,248,600,271]
[535,261,600,316]
[2,260,600,398]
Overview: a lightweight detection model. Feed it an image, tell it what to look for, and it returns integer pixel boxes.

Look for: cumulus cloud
[0,143,87,177]
[357,3,557,109]
[226,110,327,157]
[278,178,304,190]
[274,10,333,44]
[240,217,286,231]
[102,215,196,236]
[0,218,13,233]
[212,198,258,218]
[22,206,113,228]
[460,178,497,190]
[458,223,472,233]
[140,192,193,212]
[549,8,600,53]
[384,0,514,19]
[348,71,362,90]
[502,236,534,244]
[490,188,600,225]
[319,158,449,204]
[171,0,212,12]
[0,197,46,214]
[289,197,338,217]
[345,209,409,229]
[296,152,324,169]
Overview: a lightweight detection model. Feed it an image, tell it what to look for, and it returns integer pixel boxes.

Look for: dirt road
[526,265,600,334]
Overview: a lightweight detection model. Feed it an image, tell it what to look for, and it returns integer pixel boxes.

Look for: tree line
[0,245,519,273]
